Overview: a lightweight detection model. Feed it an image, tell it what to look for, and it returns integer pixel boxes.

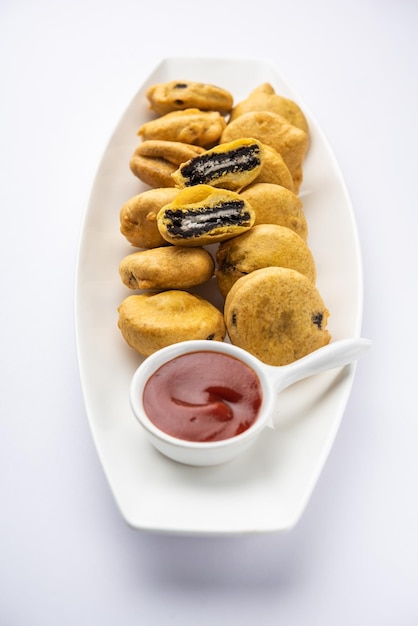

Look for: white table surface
[1,1,417,624]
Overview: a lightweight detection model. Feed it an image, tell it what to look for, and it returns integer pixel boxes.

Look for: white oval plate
[75,57,363,535]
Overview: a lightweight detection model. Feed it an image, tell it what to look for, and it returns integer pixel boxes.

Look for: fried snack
[137,108,227,148]
[224,266,331,366]
[157,184,255,246]
[118,291,226,356]
[239,182,308,241]
[252,144,294,191]
[172,138,264,191]
[146,80,233,115]
[120,188,179,248]
[229,83,309,137]
[215,224,316,297]
[130,140,205,188]
[119,246,214,290]
[221,111,308,193]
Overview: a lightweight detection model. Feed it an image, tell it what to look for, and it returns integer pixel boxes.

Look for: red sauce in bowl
[142,351,262,442]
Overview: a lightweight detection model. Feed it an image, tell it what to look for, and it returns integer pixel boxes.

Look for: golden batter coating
[119,246,214,290]
[137,108,227,148]
[252,144,294,191]
[157,184,255,247]
[172,138,264,192]
[229,83,309,137]
[221,111,308,193]
[215,224,316,297]
[146,80,233,115]
[118,291,226,356]
[239,183,308,241]
[224,266,331,366]
[130,140,205,188]
[119,188,179,249]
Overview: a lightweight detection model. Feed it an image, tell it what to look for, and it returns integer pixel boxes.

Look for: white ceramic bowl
[129,338,371,467]
[129,340,276,466]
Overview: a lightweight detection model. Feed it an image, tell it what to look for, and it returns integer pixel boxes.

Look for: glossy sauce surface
[143,351,262,442]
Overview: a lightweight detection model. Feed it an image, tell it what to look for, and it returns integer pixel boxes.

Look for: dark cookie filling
[311,312,324,329]
[173,84,188,105]
[180,145,262,186]
[164,201,251,238]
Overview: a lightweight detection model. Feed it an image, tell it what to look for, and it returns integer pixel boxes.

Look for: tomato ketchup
[142,351,262,442]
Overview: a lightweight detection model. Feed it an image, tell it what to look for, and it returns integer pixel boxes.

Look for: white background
[1,1,417,624]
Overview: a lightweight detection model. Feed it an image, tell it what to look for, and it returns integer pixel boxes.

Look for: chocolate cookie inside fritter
[215,224,316,297]
[119,246,214,290]
[224,267,331,365]
[118,291,226,356]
